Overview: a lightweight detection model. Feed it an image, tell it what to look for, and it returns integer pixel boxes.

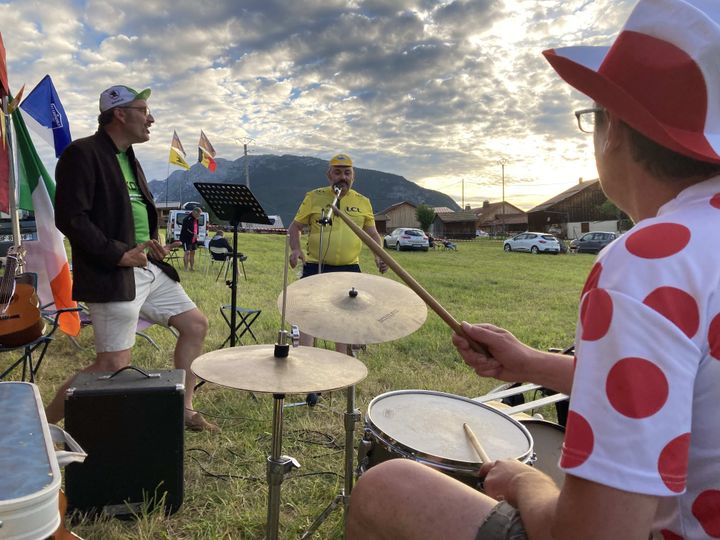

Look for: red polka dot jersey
[563,180,720,539]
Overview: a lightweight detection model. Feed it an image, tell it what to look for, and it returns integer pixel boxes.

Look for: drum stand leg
[266,394,300,540]
[301,384,359,539]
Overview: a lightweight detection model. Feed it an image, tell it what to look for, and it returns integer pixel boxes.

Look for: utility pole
[239,137,254,188]
[498,159,508,234]
[461,178,465,209]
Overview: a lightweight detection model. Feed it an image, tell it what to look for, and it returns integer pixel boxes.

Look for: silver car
[383,228,430,251]
[503,232,561,254]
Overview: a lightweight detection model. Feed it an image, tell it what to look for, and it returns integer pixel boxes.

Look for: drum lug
[356,437,372,471]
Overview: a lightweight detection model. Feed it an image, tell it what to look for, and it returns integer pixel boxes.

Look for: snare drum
[357,390,533,488]
[519,419,565,486]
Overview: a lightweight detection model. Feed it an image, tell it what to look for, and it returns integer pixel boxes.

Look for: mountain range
[148,154,460,227]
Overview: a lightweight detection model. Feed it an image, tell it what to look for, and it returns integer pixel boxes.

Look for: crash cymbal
[278,272,427,344]
[192,344,368,394]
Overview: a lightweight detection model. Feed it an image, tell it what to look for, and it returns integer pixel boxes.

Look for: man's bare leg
[168,308,212,429]
[346,459,496,540]
[45,349,132,424]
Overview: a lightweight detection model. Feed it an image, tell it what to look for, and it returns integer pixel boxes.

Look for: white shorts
[86,261,197,353]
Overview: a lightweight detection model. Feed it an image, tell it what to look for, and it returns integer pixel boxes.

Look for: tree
[416,204,435,231]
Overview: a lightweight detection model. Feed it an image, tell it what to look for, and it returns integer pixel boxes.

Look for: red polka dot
[643,287,699,339]
[660,530,684,540]
[581,262,602,298]
[658,433,690,493]
[709,314,720,360]
[580,288,613,341]
[711,193,720,209]
[560,411,594,468]
[606,357,669,418]
[692,490,720,537]
[625,223,690,259]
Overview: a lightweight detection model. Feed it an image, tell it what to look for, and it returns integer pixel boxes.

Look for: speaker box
[64,367,185,517]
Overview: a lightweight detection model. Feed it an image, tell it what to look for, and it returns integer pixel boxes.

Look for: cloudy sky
[1,0,635,210]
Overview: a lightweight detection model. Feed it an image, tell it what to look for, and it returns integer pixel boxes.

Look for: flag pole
[2,95,22,270]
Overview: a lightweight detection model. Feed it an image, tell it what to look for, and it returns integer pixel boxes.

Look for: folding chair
[1,307,80,383]
[208,246,247,282]
[64,304,179,352]
[220,305,261,348]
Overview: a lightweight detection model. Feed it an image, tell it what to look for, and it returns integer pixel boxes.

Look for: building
[527,179,630,238]
[378,201,420,233]
[155,201,182,228]
[430,211,477,240]
[471,201,528,236]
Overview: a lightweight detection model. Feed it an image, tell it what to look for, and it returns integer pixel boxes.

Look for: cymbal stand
[266,237,301,540]
[301,362,360,539]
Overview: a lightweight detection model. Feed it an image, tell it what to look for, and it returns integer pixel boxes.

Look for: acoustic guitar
[0,246,44,347]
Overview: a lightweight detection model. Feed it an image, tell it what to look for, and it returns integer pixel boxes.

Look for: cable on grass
[185,406,266,424]
[187,448,262,482]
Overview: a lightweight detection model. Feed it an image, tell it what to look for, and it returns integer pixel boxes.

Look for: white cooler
[0,382,85,540]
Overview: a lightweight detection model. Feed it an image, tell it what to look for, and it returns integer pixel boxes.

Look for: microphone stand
[315,186,342,275]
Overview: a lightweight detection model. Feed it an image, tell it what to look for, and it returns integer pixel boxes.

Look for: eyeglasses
[120,106,152,117]
[574,107,604,133]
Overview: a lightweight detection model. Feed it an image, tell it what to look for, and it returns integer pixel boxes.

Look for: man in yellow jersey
[288,153,387,392]
[47,85,217,432]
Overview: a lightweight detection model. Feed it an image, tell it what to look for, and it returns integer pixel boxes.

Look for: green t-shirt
[117,151,150,243]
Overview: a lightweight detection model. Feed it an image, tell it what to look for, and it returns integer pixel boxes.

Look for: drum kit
[192,207,567,539]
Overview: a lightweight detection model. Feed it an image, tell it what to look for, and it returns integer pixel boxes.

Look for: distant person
[347,1,720,538]
[208,230,246,261]
[180,207,202,271]
[48,85,216,432]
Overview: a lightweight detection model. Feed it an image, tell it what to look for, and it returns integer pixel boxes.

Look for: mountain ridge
[148,154,461,226]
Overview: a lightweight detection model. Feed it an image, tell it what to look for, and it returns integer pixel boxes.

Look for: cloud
[1,0,636,207]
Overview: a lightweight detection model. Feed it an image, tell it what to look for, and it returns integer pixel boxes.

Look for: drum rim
[365,389,534,468]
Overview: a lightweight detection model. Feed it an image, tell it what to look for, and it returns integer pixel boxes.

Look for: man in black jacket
[46,85,217,432]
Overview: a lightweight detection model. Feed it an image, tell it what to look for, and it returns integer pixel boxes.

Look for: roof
[434,211,477,223]
[528,179,600,213]
[471,201,525,220]
[379,201,417,214]
[433,207,454,214]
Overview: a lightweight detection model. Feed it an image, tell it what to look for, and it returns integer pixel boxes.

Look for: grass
[17,236,594,539]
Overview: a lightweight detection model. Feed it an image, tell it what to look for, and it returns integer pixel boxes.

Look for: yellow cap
[329,153,353,167]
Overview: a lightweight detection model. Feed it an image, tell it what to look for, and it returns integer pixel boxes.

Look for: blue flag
[20,75,71,158]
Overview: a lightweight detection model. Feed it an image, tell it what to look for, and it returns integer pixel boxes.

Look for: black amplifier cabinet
[64,367,185,517]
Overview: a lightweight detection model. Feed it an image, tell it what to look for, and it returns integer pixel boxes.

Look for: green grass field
[16,236,595,539]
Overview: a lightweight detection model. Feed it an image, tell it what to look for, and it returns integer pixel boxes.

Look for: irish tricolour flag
[13,78,79,336]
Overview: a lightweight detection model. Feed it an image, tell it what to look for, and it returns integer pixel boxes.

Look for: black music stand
[194,183,271,347]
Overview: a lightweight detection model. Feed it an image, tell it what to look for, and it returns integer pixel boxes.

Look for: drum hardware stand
[300,376,361,539]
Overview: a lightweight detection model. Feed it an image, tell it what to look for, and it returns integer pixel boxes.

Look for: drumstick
[463,423,491,463]
[331,204,489,355]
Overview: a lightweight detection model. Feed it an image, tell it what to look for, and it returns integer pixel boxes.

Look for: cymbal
[278,272,427,344]
[192,345,368,394]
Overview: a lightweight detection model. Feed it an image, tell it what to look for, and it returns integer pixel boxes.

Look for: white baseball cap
[99,85,151,113]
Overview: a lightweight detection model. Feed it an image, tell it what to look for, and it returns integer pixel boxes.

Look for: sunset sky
[1,0,636,210]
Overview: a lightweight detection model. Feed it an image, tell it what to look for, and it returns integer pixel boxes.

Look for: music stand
[194,183,271,347]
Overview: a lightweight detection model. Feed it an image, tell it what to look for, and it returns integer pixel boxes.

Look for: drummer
[346,1,720,539]
[288,152,388,358]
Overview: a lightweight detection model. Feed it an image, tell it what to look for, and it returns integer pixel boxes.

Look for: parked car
[569,231,618,254]
[503,232,560,254]
[383,228,430,251]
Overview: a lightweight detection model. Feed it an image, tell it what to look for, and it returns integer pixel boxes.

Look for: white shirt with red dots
[563,177,720,539]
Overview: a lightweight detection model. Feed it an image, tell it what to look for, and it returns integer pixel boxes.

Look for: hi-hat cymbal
[278,272,427,344]
[192,345,368,394]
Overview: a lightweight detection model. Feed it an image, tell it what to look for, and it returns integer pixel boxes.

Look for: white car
[383,228,430,251]
[503,232,560,254]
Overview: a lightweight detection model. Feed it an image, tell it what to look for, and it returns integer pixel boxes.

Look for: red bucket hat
[543,0,720,164]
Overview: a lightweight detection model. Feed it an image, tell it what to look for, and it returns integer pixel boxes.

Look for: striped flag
[12,98,79,336]
[198,147,217,172]
[197,130,217,171]
[169,130,189,169]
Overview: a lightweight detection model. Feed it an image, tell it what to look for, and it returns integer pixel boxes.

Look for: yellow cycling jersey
[293,186,376,265]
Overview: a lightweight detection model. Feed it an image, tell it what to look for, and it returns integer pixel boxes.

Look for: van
[166,210,209,244]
